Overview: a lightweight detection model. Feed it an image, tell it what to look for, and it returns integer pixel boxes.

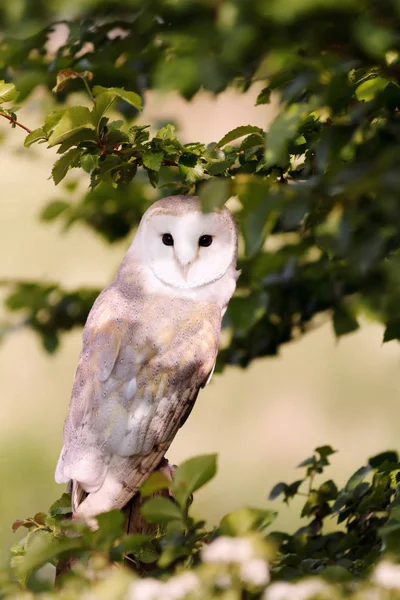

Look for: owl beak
[175,257,192,280]
[180,263,191,280]
[175,245,196,280]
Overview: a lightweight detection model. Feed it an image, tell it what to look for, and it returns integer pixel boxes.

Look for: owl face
[133,196,238,290]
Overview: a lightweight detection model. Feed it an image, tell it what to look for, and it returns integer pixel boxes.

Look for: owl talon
[159,458,177,482]
[158,458,177,499]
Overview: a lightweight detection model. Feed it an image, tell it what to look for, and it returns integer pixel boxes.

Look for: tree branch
[0,112,32,134]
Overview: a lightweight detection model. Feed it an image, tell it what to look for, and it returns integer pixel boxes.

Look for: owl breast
[88,295,221,459]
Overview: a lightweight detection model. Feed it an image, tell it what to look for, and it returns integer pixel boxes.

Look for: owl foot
[158,457,177,499]
[158,457,177,482]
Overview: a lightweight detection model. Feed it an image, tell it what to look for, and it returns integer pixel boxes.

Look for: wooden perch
[55,460,173,581]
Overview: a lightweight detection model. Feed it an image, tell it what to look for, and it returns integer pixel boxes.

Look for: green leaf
[227,292,268,336]
[301,490,323,518]
[256,86,271,105]
[93,91,118,123]
[207,160,233,175]
[43,333,59,353]
[42,109,67,134]
[199,178,232,212]
[158,544,189,568]
[47,107,95,147]
[333,465,371,512]
[216,125,263,148]
[220,507,277,536]
[369,451,399,469]
[51,147,82,184]
[57,128,98,153]
[333,307,359,337]
[179,162,205,183]
[142,151,163,172]
[156,124,177,141]
[298,456,316,468]
[379,519,400,555]
[78,571,132,600]
[40,201,70,222]
[217,125,263,148]
[147,169,159,188]
[269,482,288,501]
[140,471,171,497]
[355,19,395,59]
[0,81,18,104]
[318,479,338,501]
[141,497,183,524]
[345,466,372,491]
[355,76,389,101]
[316,445,337,460]
[13,532,83,581]
[93,86,142,110]
[95,510,125,539]
[24,127,47,147]
[236,177,272,256]
[265,101,315,167]
[49,493,72,517]
[172,454,217,508]
[118,533,153,553]
[155,56,198,97]
[129,124,150,145]
[80,153,99,174]
[383,320,400,343]
[115,534,158,564]
[285,479,304,500]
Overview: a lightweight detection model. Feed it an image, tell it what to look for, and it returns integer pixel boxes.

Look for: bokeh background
[1,85,400,561]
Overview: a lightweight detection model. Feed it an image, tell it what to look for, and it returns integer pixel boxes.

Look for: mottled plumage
[55,195,238,518]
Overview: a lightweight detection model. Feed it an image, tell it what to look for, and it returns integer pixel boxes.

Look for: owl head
[129,195,238,290]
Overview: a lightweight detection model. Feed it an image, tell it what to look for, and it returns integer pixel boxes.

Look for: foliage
[3,448,400,597]
[3,1,400,596]
[2,0,400,364]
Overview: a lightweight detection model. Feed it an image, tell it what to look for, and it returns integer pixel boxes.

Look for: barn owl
[55,195,239,519]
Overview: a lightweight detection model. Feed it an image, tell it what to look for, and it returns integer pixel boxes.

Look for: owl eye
[162,233,174,246]
[199,235,213,247]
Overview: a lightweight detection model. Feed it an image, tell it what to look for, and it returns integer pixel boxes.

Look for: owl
[55,195,239,519]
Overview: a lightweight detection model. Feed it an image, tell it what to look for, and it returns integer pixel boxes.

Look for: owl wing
[55,307,126,494]
[73,383,204,518]
[55,292,219,518]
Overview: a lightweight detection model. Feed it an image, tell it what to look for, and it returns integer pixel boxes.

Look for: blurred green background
[1,86,400,561]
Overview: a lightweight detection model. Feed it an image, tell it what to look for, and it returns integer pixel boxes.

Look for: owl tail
[72,442,172,520]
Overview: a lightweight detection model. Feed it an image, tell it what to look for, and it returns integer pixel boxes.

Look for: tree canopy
[2,0,400,366]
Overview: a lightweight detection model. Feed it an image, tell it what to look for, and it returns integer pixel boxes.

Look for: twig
[0,112,32,134]
[82,76,95,103]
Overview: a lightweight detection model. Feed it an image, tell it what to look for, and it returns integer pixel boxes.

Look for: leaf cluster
[4,448,400,598]
[2,1,400,362]
[269,447,400,579]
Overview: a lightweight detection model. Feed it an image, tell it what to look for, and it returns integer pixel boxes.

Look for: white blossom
[126,578,165,600]
[264,582,293,600]
[214,573,232,589]
[361,590,382,600]
[240,558,270,586]
[264,579,329,600]
[201,536,254,564]
[126,573,200,600]
[164,572,200,598]
[373,560,400,589]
